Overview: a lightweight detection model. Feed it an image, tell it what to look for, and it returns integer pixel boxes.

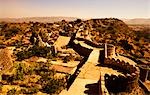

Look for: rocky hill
[0,18,149,95]
[0,18,149,64]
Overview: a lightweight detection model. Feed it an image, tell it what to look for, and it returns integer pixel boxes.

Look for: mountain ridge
[122,18,150,25]
[0,16,78,23]
[0,17,150,25]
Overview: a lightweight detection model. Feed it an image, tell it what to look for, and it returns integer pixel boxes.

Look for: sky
[0,0,149,19]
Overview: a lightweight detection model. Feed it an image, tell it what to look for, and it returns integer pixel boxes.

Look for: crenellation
[102,57,140,93]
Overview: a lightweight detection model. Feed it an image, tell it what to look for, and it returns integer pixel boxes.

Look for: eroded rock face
[30,32,47,47]
[36,35,46,47]
[0,48,13,74]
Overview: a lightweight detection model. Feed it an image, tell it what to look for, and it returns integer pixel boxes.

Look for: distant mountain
[123,18,150,25]
[0,17,78,23]
[1,17,149,25]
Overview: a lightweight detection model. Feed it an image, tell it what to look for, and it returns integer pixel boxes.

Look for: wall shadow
[84,83,99,95]
[66,56,89,90]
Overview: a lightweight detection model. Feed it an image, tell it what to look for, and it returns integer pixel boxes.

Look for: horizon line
[0,16,149,20]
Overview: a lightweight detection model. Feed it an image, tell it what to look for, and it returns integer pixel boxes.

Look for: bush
[42,78,66,94]
[7,88,17,95]
[20,87,39,94]
[34,62,66,94]
[63,56,72,63]
[16,46,52,61]
[14,63,25,80]
[2,74,14,83]
[0,84,2,91]
[35,62,55,76]
[4,27,20,39]
[119,40,133,51]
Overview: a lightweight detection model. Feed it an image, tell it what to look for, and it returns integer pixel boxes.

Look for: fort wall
[104,44,116,58]
[71,41,93,57]
[138,65,150,82]
[102,58,140,93]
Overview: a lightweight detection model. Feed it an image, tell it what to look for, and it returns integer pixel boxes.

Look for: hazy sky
[0,0,149,18]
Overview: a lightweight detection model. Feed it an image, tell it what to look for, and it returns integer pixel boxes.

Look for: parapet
[102,57,140,93]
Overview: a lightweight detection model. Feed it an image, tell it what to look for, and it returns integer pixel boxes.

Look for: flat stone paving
[65,61,100,95]
[87,49,100,64]
[51,60,80,67]
[50,65,77,74]
[67,78,99,95]
[60,50,101,95]
[78,62,101,80]
[144,80,150,92]
[54,36,71,50]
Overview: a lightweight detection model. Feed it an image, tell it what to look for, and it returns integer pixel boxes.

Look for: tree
[119,40,133,51]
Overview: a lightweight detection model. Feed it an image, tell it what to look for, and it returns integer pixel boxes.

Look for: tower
[104,43,115,58]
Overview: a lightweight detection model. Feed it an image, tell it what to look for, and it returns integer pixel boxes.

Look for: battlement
[102,57,140,93]
[104,74,138,93]
[104,58,139,74]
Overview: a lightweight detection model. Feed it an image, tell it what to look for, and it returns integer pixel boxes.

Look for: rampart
[103,58,140,93]
[67,33,141,94]
[76,37,104,48]
[106,44,116,58]
[138,65,150,82]
[71,41,93,57]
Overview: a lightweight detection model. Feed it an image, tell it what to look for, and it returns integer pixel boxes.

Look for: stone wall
[107,45,115,58]
[104,58,139,74]
[71,41,93,57]
[104,74,138,93]
[103,58,140,93]
[148,71,150,81]
[104,44,116,58]
[76,37,104,48]
[138,65,150,82]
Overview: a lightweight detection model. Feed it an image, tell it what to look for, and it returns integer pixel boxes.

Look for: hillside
[0,18,149,94]
[0,18,149,63]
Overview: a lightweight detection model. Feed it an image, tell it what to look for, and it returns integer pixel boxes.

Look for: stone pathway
[64,61,100,95]
[54,36,71,50]
[60,50,101,95]
[87,49,100,64]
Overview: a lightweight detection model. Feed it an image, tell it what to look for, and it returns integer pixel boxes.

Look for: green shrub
[0,84,2,91]
[34,62,66,94]
[7,88,17,95]
[42,78,66,94]
[16,46,52,61]
[4,27,20,39]
[20,87,39,94]
[14,63,25,80]
[63,56,71,63]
